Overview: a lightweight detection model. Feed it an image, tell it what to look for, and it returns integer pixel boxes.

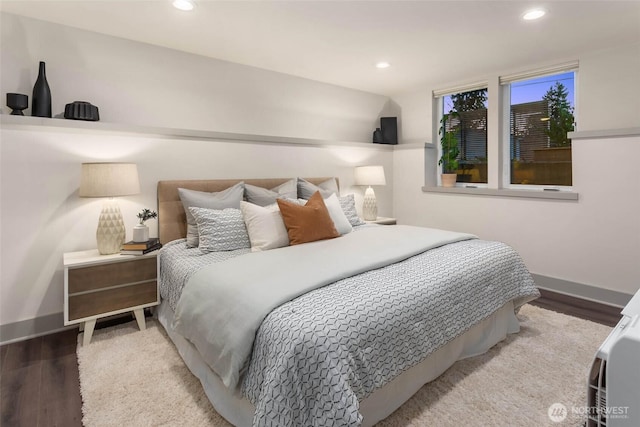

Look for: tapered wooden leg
[133,309,146,331]
[83,319,96,346]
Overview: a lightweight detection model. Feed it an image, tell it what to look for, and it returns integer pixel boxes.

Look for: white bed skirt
[157,300,520,427]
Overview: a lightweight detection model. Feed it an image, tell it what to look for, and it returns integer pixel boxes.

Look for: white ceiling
[1,1,639,96]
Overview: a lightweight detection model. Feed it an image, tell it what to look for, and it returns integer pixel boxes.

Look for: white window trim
[433,81,489,98]
[499,61,579,85]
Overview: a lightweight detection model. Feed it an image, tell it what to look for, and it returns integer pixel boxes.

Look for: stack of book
[121,238,162,255]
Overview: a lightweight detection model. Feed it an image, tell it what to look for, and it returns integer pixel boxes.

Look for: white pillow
[240,201,290,252]
[323,193,353,235]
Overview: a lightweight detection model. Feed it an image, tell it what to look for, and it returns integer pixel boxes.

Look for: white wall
[0,14,393,332]
[391,43,640,298]
[1,129,393,328]
[393,43,640,142]
[578,44,640,131]
[2,12,637,336]
[393,135,640,297]
[1,13,389,141]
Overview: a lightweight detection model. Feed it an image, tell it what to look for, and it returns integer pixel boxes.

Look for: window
[430,62,578,196]
[439,87,488,184]
[503,70,576,187]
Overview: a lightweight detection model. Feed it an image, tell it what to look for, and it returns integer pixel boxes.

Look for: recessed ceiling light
[173,0,195,11]
[522,8,546,20]
[376,62,391,69]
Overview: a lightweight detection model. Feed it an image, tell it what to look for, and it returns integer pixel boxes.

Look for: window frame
[428,62,579,199]
[500,66,578,191]
[433,82,490,188]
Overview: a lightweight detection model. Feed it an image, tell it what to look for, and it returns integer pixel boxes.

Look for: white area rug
[77,305,613,426]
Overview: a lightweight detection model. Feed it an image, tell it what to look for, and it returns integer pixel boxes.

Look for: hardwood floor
[1,329,82,427]
[0,294,622,427]
[529,288,622,327]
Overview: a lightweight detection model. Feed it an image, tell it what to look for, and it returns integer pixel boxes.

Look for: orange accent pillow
[276,191,340,245]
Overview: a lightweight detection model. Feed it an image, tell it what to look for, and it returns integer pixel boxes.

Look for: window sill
[421,186,579,201]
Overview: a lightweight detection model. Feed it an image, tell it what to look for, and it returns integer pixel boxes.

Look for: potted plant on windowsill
[133,208,157,242]
[438,112,459,188]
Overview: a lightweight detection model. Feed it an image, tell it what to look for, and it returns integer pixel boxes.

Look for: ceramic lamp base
[362,186,378,221]
[96,200,125,255]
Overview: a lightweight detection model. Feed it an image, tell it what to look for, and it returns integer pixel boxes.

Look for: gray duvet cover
[161,225,539,426]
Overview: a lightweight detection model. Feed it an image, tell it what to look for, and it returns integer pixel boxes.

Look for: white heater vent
[587,289,640,427]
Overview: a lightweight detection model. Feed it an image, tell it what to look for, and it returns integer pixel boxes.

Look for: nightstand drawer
[64,249,160,344]
[68,281,157,321]
[68,257,157,294]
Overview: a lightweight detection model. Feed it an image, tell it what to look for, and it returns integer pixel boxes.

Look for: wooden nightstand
[365,217,397,225]
[63,249,159,345]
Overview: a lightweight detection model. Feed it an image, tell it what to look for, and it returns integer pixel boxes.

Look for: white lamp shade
[79,162,140,254]
[354,165,386,186]
[79,163,140,197]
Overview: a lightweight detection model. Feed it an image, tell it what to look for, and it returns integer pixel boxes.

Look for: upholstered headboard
[157,178,338,244]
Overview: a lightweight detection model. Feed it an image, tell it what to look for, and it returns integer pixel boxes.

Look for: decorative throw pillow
[277,191,340,245]
[245,180,297,206]
[297,177,339,199]
[240,201,289,251]
[323,193,353,235]
[339,194,366,227]
[188,207,250,252]
[178,182,244,248]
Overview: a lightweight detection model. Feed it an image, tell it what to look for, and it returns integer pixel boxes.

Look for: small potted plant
[133,208,157,242]
[438,112,460,187]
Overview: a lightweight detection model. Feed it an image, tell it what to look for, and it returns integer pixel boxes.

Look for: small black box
[379,117,398,145]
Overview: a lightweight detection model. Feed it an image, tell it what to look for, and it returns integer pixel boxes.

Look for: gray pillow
[188,207,250,252]
[297,177,339,199]
[178,182,244,247]
[339,194,366,227]
[245,180,297,206]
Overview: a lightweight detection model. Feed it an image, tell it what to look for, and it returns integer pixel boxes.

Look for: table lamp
[354,165,386,221]
[79,163,140,254]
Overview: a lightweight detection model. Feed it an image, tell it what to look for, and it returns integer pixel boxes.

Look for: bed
[155,177,539,427]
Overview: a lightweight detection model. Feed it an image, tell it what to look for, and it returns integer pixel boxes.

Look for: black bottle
[32,61,52,118]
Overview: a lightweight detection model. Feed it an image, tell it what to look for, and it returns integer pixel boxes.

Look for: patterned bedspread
[159,230,539,427]
[158,240,249,311]
[158,225,373,311]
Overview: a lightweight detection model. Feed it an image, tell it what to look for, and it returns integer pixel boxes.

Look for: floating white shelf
[0,114,396,150]
[569,128,640,140]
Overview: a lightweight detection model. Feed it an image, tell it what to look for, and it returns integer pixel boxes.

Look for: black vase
[372,127,384,144]
[32,61,52,118]
[6,93,28,115]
